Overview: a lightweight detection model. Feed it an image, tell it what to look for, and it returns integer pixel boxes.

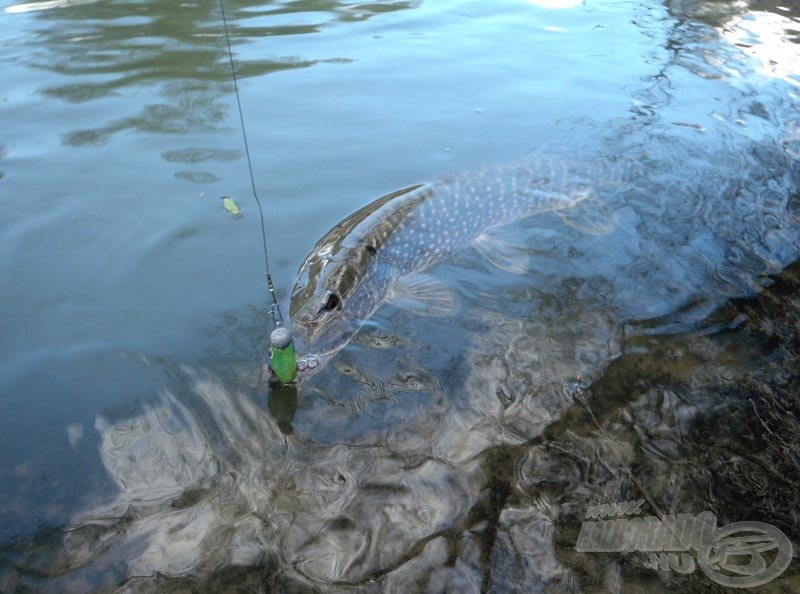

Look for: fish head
[289,239,386,374]
[287,183,429,376]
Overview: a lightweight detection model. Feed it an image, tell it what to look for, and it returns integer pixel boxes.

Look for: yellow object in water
[221,196,241,217]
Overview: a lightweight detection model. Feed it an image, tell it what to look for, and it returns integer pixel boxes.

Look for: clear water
[1,0,799,592]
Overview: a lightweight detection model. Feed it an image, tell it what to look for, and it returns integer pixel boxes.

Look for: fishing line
[219,0,298,384]
[219,0,283,327]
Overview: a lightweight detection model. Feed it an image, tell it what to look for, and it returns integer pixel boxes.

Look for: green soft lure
[269,327,297,384]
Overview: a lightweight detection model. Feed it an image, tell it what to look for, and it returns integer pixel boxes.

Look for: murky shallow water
[1,0,799,592]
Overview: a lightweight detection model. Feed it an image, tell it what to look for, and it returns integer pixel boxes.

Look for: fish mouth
[290,321,359,379]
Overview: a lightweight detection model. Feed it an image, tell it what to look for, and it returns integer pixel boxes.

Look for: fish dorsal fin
[387,273,458,317]
[473,227,531,274]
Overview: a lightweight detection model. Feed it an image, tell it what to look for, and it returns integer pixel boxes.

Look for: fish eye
[321,291,340,312]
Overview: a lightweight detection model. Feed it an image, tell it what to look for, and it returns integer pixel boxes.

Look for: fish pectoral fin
[557,192,618,236]
[473,227,531,275]
[387,273,458,317]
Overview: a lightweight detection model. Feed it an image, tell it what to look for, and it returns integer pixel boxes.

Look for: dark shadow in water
[269,383,298,436]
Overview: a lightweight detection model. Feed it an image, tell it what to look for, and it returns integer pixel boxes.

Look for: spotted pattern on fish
[290,156,636,367]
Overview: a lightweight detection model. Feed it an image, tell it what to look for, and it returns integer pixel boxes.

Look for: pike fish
[289,157,633,374]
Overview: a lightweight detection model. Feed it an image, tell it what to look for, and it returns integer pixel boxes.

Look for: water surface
[1,0,799,592]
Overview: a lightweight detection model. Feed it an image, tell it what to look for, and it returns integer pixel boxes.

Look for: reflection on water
[721,8,800,87]
[5,133,798,592]
[0,366,486,590]
[664,0,800,87]
[4,0,102,14]
[18,0,406,147]
[5,218,800,593]
[2,0,800,592]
